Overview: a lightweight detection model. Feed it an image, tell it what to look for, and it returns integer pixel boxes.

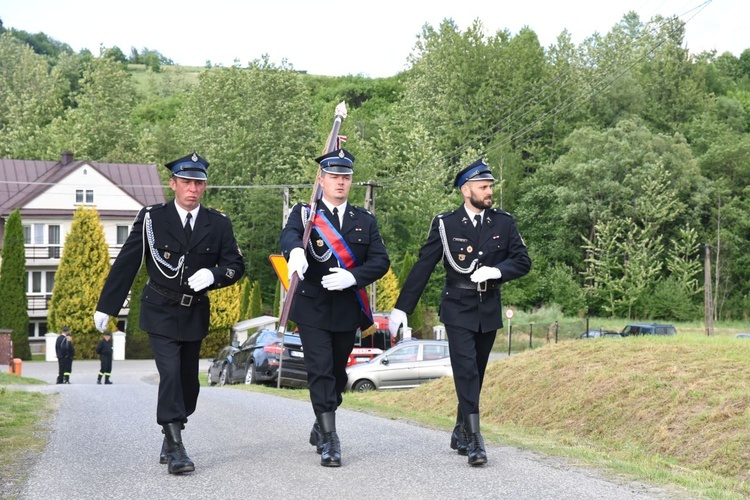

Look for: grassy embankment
[239,322,750,499]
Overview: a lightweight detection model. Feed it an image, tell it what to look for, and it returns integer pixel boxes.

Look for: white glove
[94,311,110,333]
[470,266,502,283]
[388,308,407,338]
[287,247,309,281]
[321,267,356,291]
[188,268,215,292]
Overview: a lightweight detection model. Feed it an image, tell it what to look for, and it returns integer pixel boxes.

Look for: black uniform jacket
[96,339,113,359]
[97,201,245,341]
[280,202,389,332]
[395,206,531,332]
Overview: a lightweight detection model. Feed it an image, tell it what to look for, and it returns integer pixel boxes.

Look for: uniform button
[478,251,484,255]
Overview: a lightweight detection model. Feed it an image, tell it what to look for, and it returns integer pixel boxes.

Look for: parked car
[620,323,677,337]
[230,329,308,388]
[579,329,621,339]
[344,339,452,392]
[207,345,240,386]
[207,330,307,388]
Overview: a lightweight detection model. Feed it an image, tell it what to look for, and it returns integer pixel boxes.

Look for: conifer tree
[47,207,111,359]
[376,267,399,312]
[0,210,31,359]
[200,281,241,358]
[249,280,263,318]
[237,276,251,320]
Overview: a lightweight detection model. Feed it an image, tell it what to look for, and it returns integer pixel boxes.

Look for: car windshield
[387,345,419,363]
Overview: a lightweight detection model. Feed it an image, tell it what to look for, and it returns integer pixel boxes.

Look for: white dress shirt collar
[174,201,200,228]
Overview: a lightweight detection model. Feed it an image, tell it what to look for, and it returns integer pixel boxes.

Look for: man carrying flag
[280,148,389,467]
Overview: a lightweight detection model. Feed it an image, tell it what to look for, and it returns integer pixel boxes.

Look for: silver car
[344,339,452,392]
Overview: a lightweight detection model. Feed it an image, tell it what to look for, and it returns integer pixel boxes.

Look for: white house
[0,151,166,353]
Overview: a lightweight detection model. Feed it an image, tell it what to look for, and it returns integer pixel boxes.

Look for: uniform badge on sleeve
[164,251,171,259]
[226,269,235,279]
[316,239,324,247]
[458,254,466,261]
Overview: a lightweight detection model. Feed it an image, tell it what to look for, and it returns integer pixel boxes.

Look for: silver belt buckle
[477,281,487,292]
[180,294,194,307]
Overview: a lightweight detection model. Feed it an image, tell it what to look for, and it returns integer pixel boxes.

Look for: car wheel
[207,368,216,386]
[219,367,228,386]
[353,379,376,392]
[245,363,257,385]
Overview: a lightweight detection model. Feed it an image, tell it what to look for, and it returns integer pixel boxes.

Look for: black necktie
[332,207,341,231]
[474,214,482,236]
[185,213,193,242]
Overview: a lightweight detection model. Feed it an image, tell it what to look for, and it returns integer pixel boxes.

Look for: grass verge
[0,373,57,500]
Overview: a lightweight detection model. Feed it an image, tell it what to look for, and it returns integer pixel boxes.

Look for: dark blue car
[222,329,308,388]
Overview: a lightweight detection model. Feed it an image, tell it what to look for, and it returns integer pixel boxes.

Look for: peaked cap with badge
[454,158,496,188]
[165,152,209,180]
[315,148,355,175]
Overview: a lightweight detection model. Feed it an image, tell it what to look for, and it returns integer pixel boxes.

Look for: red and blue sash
[311,209,373,324]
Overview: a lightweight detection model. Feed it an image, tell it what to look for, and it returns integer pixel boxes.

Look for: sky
[0,0,747,78]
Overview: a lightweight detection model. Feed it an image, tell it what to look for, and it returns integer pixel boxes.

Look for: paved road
[4,359,688,500]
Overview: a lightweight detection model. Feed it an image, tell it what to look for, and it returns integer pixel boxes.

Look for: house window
[23,225,31,244]
[26,270,55,294]
[28,321,48,339]
[48,225,61,258]
[116,225,129,245]
[75,189,94,204]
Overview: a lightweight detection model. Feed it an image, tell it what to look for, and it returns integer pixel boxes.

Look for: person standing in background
[56,328,75,384]
[96,331,114,384]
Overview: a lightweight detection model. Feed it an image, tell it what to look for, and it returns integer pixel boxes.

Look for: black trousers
[99,356,112,374]
[297,325,357,416]
[148,332,202,426]
[445,324,496,417]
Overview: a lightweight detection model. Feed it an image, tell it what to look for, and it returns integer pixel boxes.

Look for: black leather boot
[104,375,112,385]
[159,432,170,464]
[309,420,323,454]
[465,413,487,466]
[318,412,341,467]
[63,375,70,384]
[163,423,195,474]
[449,405,468,456]
[97,374,102,384]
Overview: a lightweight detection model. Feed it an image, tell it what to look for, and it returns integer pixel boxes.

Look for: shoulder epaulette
[144,202,167,211]
[350,205,374,217]
[206,207,228,218]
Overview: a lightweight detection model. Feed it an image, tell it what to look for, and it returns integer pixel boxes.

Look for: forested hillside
[1,13,749,325]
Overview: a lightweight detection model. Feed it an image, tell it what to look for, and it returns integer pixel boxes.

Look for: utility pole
[359,180,382,312]
[279,187,290,309]
[704,244,714,336]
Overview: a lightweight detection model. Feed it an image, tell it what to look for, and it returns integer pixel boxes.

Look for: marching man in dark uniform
[55,326,69,384]
[94,152,245,474]
[280,148,389,467]
[389,158,531,466]
[96,331,114,384]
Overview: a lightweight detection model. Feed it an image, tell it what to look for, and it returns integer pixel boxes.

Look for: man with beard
[388,158,531,466]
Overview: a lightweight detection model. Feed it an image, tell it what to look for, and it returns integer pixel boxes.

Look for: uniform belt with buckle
[147,282,203,307]
[445,279,500,292]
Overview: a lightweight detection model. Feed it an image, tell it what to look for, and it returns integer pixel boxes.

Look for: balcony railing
[27,294,130,312]
[25,245,122,261]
